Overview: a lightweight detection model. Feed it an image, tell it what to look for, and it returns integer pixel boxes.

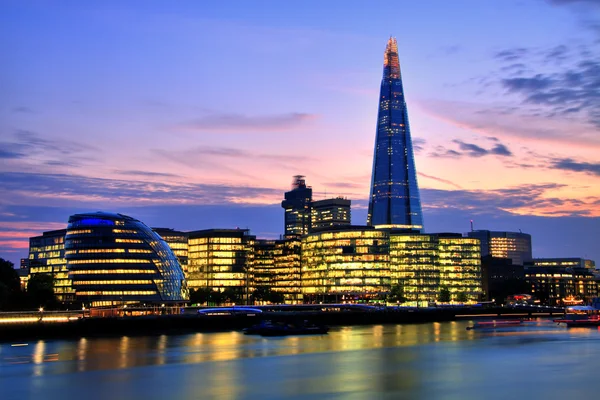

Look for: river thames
[1,320,599,399]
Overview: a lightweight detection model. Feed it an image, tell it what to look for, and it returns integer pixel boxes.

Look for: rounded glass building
[65,212,188,306]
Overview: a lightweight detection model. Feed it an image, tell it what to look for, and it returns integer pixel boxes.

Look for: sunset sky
[2,0,599,265]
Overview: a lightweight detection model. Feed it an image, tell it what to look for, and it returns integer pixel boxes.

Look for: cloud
[0,172,283,207]
[550,158,600,176]
[429,139,513,158]
[0,148,26,159]
[547,0,600,7]
[418,172,462,189]
[412,137,426,154]
[494,48,529,62]
[176,112,318,133]
[422,183,599,217]
[12,106,35,114]
[114,170,182,178]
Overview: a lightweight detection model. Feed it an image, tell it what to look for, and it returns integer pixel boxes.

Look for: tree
[438,286,451,303]
[456,292,469,303]
[251,287,285,304]
[222,288,241,304]
[387,284,406,304]
[0,258,21,310]
[27,273,57,308]
[208,289,225,305]
[189,288,212,305]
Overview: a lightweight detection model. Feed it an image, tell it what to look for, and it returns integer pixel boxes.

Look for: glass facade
[65,212,188,306]
[152,228,189,275]
[252,238,302,304]
[28,229,75,302]
[467,230,532,266]
[281,175,313,236]
[438,235,482,303]
[389,233,438,305]
[367,37,423,231]
[301,227,390,302]
[311,197,351,231]
[187,229,255,297]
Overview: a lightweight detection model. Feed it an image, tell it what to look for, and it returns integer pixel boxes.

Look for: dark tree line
[189,286,284,306]
[0,257,59,311]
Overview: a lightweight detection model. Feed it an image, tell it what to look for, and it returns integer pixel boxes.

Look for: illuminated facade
[282,175,313,236]
[437,234,482,302]
[528,258,594,269]
[187,229,255,297]
[252,238,302,303]
[367,37,423,231]
[524,264,597,306]
[301,227,390,302]
[311,197,351,231]
[65,212,188,306]
[28,229,74,302]
[389,233,438,305]
[467,230,532,266]
[152,228,189,275]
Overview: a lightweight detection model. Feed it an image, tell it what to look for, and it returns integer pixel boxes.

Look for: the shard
[367,37,424,231]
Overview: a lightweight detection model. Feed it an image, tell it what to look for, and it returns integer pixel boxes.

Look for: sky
[1,0,599,266]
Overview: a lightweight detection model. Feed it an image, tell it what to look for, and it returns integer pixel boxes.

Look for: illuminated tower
[281,175,313,236]
[367,37,424,231]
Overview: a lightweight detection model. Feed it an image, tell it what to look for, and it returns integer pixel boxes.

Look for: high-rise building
[282,175,313,236]
[28,229,74,302]
[311,197,351,231]
[187,229,255,299]
[467,230,532,266]
[65,212,188,306]
[367,37,423,231]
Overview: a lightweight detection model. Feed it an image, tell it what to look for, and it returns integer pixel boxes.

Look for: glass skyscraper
[367,37,424,231]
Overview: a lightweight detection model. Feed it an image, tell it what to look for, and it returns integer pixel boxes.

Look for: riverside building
[65,212,188,306]
[467,230,532,266]
[367,37,424,231]
[28,229,74,302]
[152,228,189,275]
[301,226,390,303]
[187,229,255,300]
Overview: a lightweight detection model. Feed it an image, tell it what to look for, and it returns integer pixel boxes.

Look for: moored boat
[244,320,329,336]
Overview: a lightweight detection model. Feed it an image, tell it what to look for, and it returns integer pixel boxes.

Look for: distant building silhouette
[367,37,423,231]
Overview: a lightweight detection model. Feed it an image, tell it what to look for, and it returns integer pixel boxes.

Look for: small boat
[466,320,523,330]
[244,320,329,336]
[554,306,600,327]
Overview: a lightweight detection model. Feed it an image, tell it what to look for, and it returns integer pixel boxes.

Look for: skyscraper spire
[367,37,424,231]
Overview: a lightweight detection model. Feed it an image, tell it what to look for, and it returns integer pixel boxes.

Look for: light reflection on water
[1,319,599,399]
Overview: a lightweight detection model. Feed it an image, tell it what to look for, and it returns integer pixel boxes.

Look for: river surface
[1,319,599,399]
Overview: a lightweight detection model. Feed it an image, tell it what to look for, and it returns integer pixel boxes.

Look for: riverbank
[0,306,564,342]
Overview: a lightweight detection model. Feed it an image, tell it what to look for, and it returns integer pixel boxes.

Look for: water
[1,319,599,399]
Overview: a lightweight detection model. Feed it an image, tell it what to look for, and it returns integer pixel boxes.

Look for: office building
[437,234,482,302]
[367,37,423,231]
[152,228,189,275]
[480,256,526,302]
[467,230,532,266]
[282,175,313,236]
[389,233,439,305]
[252,237,302,304]
[528,258,594,270]
[301,226,390,303]
[187,229,255,300]
[28,229,74,302]
[65,212,188,306]
[311,197,351,231]
[524,261,597,305]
